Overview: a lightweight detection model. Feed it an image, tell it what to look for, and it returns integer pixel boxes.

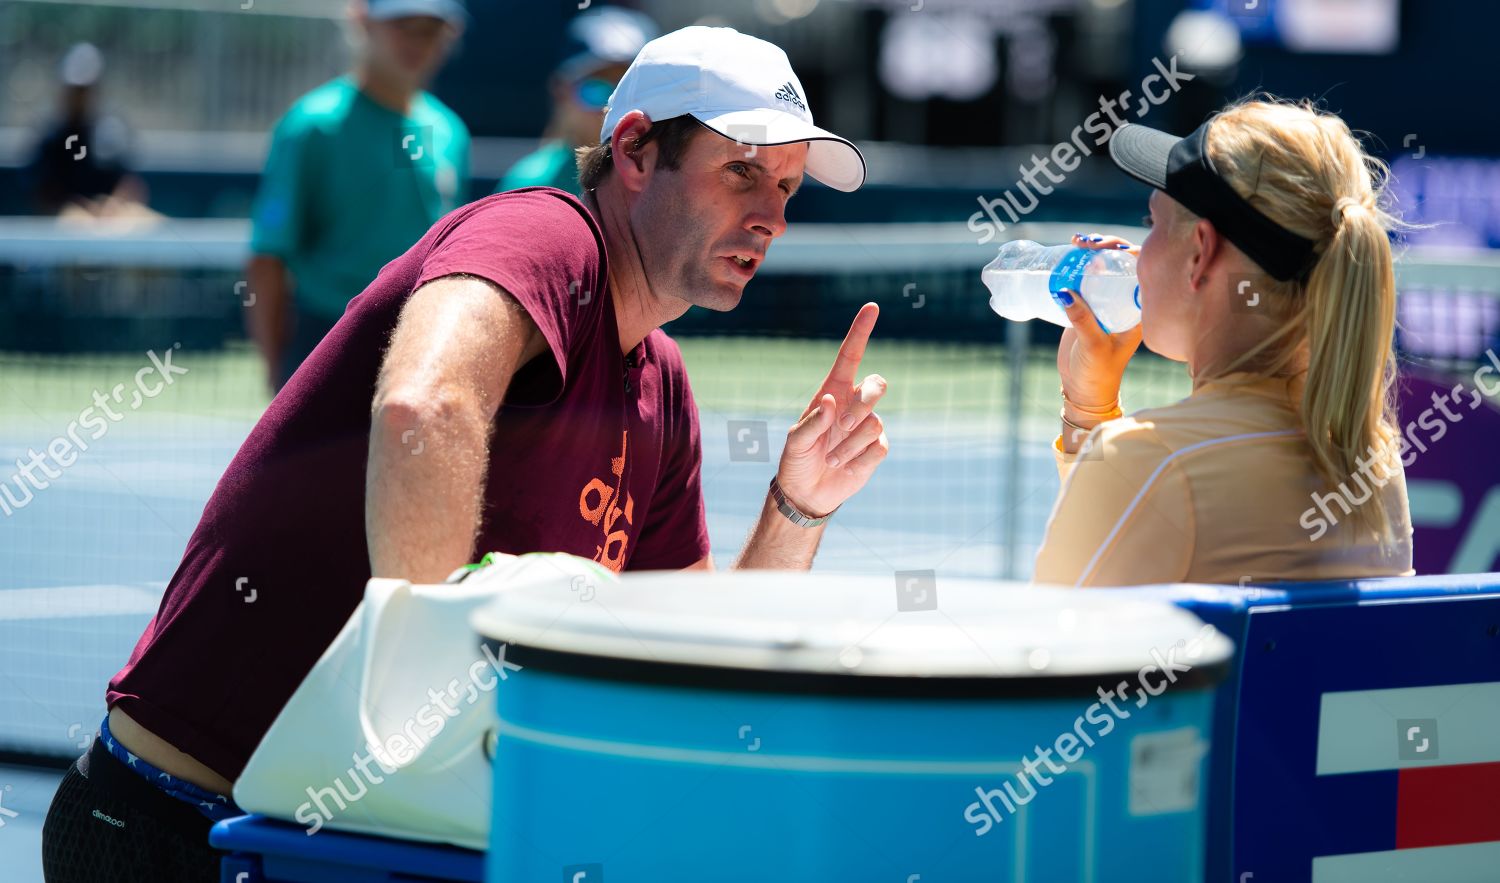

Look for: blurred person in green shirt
[496,6,656,197]
[248,0,470,391]
[27,43,152,219]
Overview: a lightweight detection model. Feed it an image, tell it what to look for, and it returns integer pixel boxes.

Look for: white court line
[0,584,164,620]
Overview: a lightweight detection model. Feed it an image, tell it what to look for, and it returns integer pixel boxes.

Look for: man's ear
[608,111,656,194]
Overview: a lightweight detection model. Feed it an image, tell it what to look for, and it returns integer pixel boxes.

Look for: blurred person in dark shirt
[26,42,149,218]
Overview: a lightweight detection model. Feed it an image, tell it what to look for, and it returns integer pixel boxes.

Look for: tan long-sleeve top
[1034,372,1414,587]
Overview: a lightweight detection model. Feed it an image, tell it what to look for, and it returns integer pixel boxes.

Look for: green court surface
[0,333,1194,596]
[0,333,1196,609]
[0,337,1192,434]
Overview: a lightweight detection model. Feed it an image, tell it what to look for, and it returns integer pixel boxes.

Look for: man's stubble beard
[635,182,744,314]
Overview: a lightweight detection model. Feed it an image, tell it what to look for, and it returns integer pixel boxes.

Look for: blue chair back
[1124,574,1500,882]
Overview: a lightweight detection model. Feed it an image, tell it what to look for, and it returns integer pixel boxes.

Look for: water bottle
[981,240,1141,333]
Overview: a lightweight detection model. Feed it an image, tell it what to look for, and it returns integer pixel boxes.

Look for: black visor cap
[1109,121,1318,283]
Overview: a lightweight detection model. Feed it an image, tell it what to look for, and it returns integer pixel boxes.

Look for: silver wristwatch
[768,476,835,528]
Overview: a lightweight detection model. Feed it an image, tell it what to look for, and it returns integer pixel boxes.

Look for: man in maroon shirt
[43,25,887,882]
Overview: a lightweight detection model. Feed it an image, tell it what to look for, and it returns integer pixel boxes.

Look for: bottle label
[1048,247,1095,301]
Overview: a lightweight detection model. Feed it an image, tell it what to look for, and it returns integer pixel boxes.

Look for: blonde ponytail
[1301,195,1400,538]
[1202,99,1404,540]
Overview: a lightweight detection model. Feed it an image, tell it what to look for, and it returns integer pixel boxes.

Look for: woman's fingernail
[1053,288,1075,307]
[826,454,840,467]
[1116,243,1131,249]
[840,413,856,430]
[1089,236,1104,242]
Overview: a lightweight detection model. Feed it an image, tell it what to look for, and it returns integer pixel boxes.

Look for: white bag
[234,552,615,850]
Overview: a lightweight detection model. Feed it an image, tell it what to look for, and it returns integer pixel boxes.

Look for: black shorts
[41,737,223,882]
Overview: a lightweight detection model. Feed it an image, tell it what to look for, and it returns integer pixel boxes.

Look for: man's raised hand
[776,302,889,518]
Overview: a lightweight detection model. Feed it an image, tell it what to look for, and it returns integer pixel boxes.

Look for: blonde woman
[1035,99,1414,587]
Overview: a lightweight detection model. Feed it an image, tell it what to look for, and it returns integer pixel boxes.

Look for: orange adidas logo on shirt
[578,430,634,572]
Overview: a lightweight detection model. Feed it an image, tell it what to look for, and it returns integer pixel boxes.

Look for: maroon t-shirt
[108,188,710,781]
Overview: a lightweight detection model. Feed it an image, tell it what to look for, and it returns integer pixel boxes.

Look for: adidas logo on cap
[773,81,806,112]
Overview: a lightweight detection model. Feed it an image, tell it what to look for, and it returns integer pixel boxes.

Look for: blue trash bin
[472,571,1234,883]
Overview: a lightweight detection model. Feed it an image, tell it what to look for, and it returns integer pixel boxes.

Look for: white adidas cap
[600,26,866,193]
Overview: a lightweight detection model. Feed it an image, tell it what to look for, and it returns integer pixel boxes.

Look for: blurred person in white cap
[43,26,885,881]
[497,5,658,196]
[244,0,471,393]
[25,42,149,217]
